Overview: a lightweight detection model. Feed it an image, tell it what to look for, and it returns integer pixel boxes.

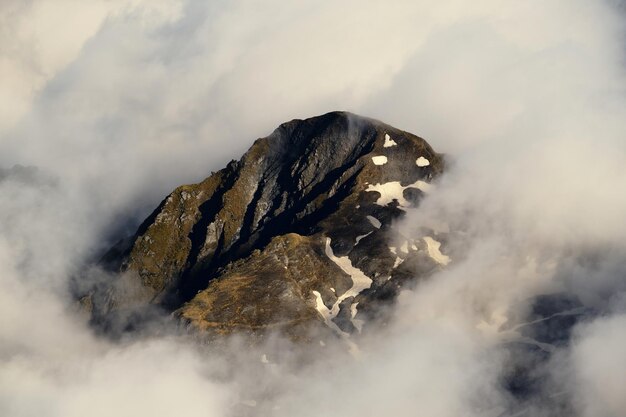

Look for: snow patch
[393,257,403,268]
[324,238,372,300]
[313,238,373,337]
[413,180,433,192]
[366,215,382,229]
[365,182,406,206]
[312,291,333,321]
[400,241,409,254]
[355,232,372,244]
[423,236,451,265]
[351,303,364,333]
[312,290,347,336]
[383,133,397,147]
[416,156,430,167]
[371,155,388,165]
[365,180,432,208]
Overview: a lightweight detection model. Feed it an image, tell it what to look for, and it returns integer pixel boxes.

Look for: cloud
[1,0,626,416]
[568,314,626,417]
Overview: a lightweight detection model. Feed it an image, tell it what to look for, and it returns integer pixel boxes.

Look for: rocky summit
[83,111,448,340]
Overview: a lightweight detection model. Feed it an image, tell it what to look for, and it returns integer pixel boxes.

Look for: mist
[1,1,626,416]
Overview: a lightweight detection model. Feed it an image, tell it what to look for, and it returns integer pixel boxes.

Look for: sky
[1,1,626,416]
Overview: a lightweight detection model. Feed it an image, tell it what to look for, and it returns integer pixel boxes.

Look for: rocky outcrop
[85,111,448,339]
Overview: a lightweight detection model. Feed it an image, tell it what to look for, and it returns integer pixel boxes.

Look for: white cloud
[568,314,626,417]
[1,1,626,416]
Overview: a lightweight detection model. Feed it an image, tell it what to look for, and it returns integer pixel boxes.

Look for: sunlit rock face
[82,111,446,339]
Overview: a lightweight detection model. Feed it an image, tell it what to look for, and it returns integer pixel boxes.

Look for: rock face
[87,111,447,339]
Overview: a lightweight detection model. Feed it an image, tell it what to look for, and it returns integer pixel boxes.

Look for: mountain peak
[84,112,445,340]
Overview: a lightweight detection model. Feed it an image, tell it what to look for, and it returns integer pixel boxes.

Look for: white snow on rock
[400,241,409,254]
[312,291,333,321]
[413,180,433,192]
[351,303,365,333]
[365,182,406,206]
[423,236,451,265]
[365,180,432,208]
[366,215,382,229]
[393,257,403,268]
[261,354,269,364]
[312,290,346,336]
[324,238,372,300]
[416,156,430,167]
[383,133,397,147]
[355,232,372,244]
[312,238,373,337]
[389,246,397,255]
[371,155,388,165]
